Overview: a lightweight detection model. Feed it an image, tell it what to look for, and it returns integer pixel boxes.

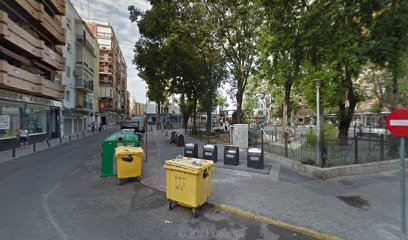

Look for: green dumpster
[101,132,141,177]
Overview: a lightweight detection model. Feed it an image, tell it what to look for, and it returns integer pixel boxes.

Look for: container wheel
[118,178,126,185]
[136,177,141,182]
[192,208,198,218]
[169,200,173,210]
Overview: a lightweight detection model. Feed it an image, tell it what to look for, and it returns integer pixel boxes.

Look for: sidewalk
[141,128,402,240]
[0,125,120,165]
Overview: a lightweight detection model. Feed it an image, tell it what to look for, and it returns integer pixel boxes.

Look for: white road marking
[390,120,408,126]
[70,168,81,176]
[269,163,281,181]
[43,183,68,240]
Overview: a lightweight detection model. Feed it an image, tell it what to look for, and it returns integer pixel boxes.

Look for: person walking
[17,127,29,148]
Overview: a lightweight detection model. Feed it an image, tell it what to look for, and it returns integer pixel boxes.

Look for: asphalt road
[0,129,315,240]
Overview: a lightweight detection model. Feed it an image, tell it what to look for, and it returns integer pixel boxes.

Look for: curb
[207,202,343,240]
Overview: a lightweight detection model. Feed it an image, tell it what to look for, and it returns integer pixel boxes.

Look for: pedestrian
[17,127,29,148]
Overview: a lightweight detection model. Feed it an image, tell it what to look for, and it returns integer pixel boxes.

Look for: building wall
[86,20,127,125]
[60,0,99,136]
[0,0,66,143]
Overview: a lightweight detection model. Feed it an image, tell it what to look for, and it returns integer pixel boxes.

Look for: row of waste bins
[170,131,185,147]
[183,142,264,169]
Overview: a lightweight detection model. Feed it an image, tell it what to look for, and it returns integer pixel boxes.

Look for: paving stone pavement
[141,128,405,240]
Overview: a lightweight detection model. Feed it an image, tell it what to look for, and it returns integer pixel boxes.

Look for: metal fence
[249,127,408,167]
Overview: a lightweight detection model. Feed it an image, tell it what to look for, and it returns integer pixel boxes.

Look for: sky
[71,0,151,103]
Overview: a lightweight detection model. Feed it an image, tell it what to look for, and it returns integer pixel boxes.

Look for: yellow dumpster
[163,157,214,217]
[115,146,144,184]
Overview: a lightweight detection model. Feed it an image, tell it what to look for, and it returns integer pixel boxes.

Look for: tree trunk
[388,75,400,158]
[156,102,161,130]
[193,98,197,130]
[338,66,357,145]
[183,116,189,133]
[281,79,292,137]
[206,97,212,134]
[236,89,243,124]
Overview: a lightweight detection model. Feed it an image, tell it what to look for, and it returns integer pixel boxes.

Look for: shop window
[0,106,19,138]
[22,107,47,134]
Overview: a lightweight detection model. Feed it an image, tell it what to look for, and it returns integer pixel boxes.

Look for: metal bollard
[380,134,384,161]
[354,136,358,164]
[60,137,63,144]
[69,135,72,142]
[46,139,51,148]
[77,133,79,139]
[12,147,16,158]
[33,142,36,152]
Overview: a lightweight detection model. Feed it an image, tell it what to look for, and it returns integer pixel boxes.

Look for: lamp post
[315,79,322,167]
[145,86,148,163]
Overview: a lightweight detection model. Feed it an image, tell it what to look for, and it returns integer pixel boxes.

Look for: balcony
[76,34,96,56]
[74,101,93,112]
[45,0,65,15]
[75,78,93,93]
[0,11,65,70]
[14,0,65,44]
[0,60,65,100]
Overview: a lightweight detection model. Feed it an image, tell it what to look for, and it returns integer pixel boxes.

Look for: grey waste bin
[224,145,239,166]
[170,131,177,144]
[247,147,264,169]
[203,144,217,162]
[184,143,198,158]
[176,133,185,147]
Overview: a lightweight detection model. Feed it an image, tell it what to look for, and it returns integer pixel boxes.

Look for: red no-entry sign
[386,108,408,137]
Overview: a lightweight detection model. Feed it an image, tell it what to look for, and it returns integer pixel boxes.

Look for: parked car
[120,117,146,133]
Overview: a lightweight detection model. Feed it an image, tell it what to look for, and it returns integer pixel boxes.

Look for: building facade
[61,0,99,136]
[86,21,127,125]
[0,0,66,149]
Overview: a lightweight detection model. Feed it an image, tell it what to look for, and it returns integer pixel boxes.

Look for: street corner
[207,202,344,240]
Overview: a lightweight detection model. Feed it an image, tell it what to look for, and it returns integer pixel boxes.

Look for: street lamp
[145,86,148,163]
[315,79,322,167]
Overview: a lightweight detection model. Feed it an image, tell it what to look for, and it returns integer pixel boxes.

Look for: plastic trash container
[101,132,141,177]
[163,157,214,217]
[115,146,144,184]
[184,143,198,158]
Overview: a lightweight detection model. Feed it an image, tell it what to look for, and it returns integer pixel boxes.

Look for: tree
[183,0,264,124]
[259,0,308,136]
[367,0,408,110]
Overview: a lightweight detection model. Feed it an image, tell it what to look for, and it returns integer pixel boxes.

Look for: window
[67,43,71,54]
[66,66,71,77]
[66,90,71,101]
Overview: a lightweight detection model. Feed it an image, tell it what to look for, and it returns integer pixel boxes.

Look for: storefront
[0,89,61,150]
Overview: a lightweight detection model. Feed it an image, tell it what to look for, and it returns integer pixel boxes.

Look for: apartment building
[86,21,127,125]
[134,102,145,115]
[0,0,66,147]
[61,0,99,136]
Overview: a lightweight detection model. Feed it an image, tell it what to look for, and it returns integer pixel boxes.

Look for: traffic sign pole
[401,137,406,237]
[386,108,408,238]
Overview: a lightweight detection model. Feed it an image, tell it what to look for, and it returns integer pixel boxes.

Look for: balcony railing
[0,11,65,71]
[75,101,93,111]
[0,60,64,100]
[76,35,96,56]
[75,78,93,92]
[14,0,65,44]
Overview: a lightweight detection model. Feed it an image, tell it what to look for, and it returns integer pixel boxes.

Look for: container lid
[115,146,144,156]
[164,157,213,173]
[185,143,196,148]
[248,148,262,154]
[204,144,215,150]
